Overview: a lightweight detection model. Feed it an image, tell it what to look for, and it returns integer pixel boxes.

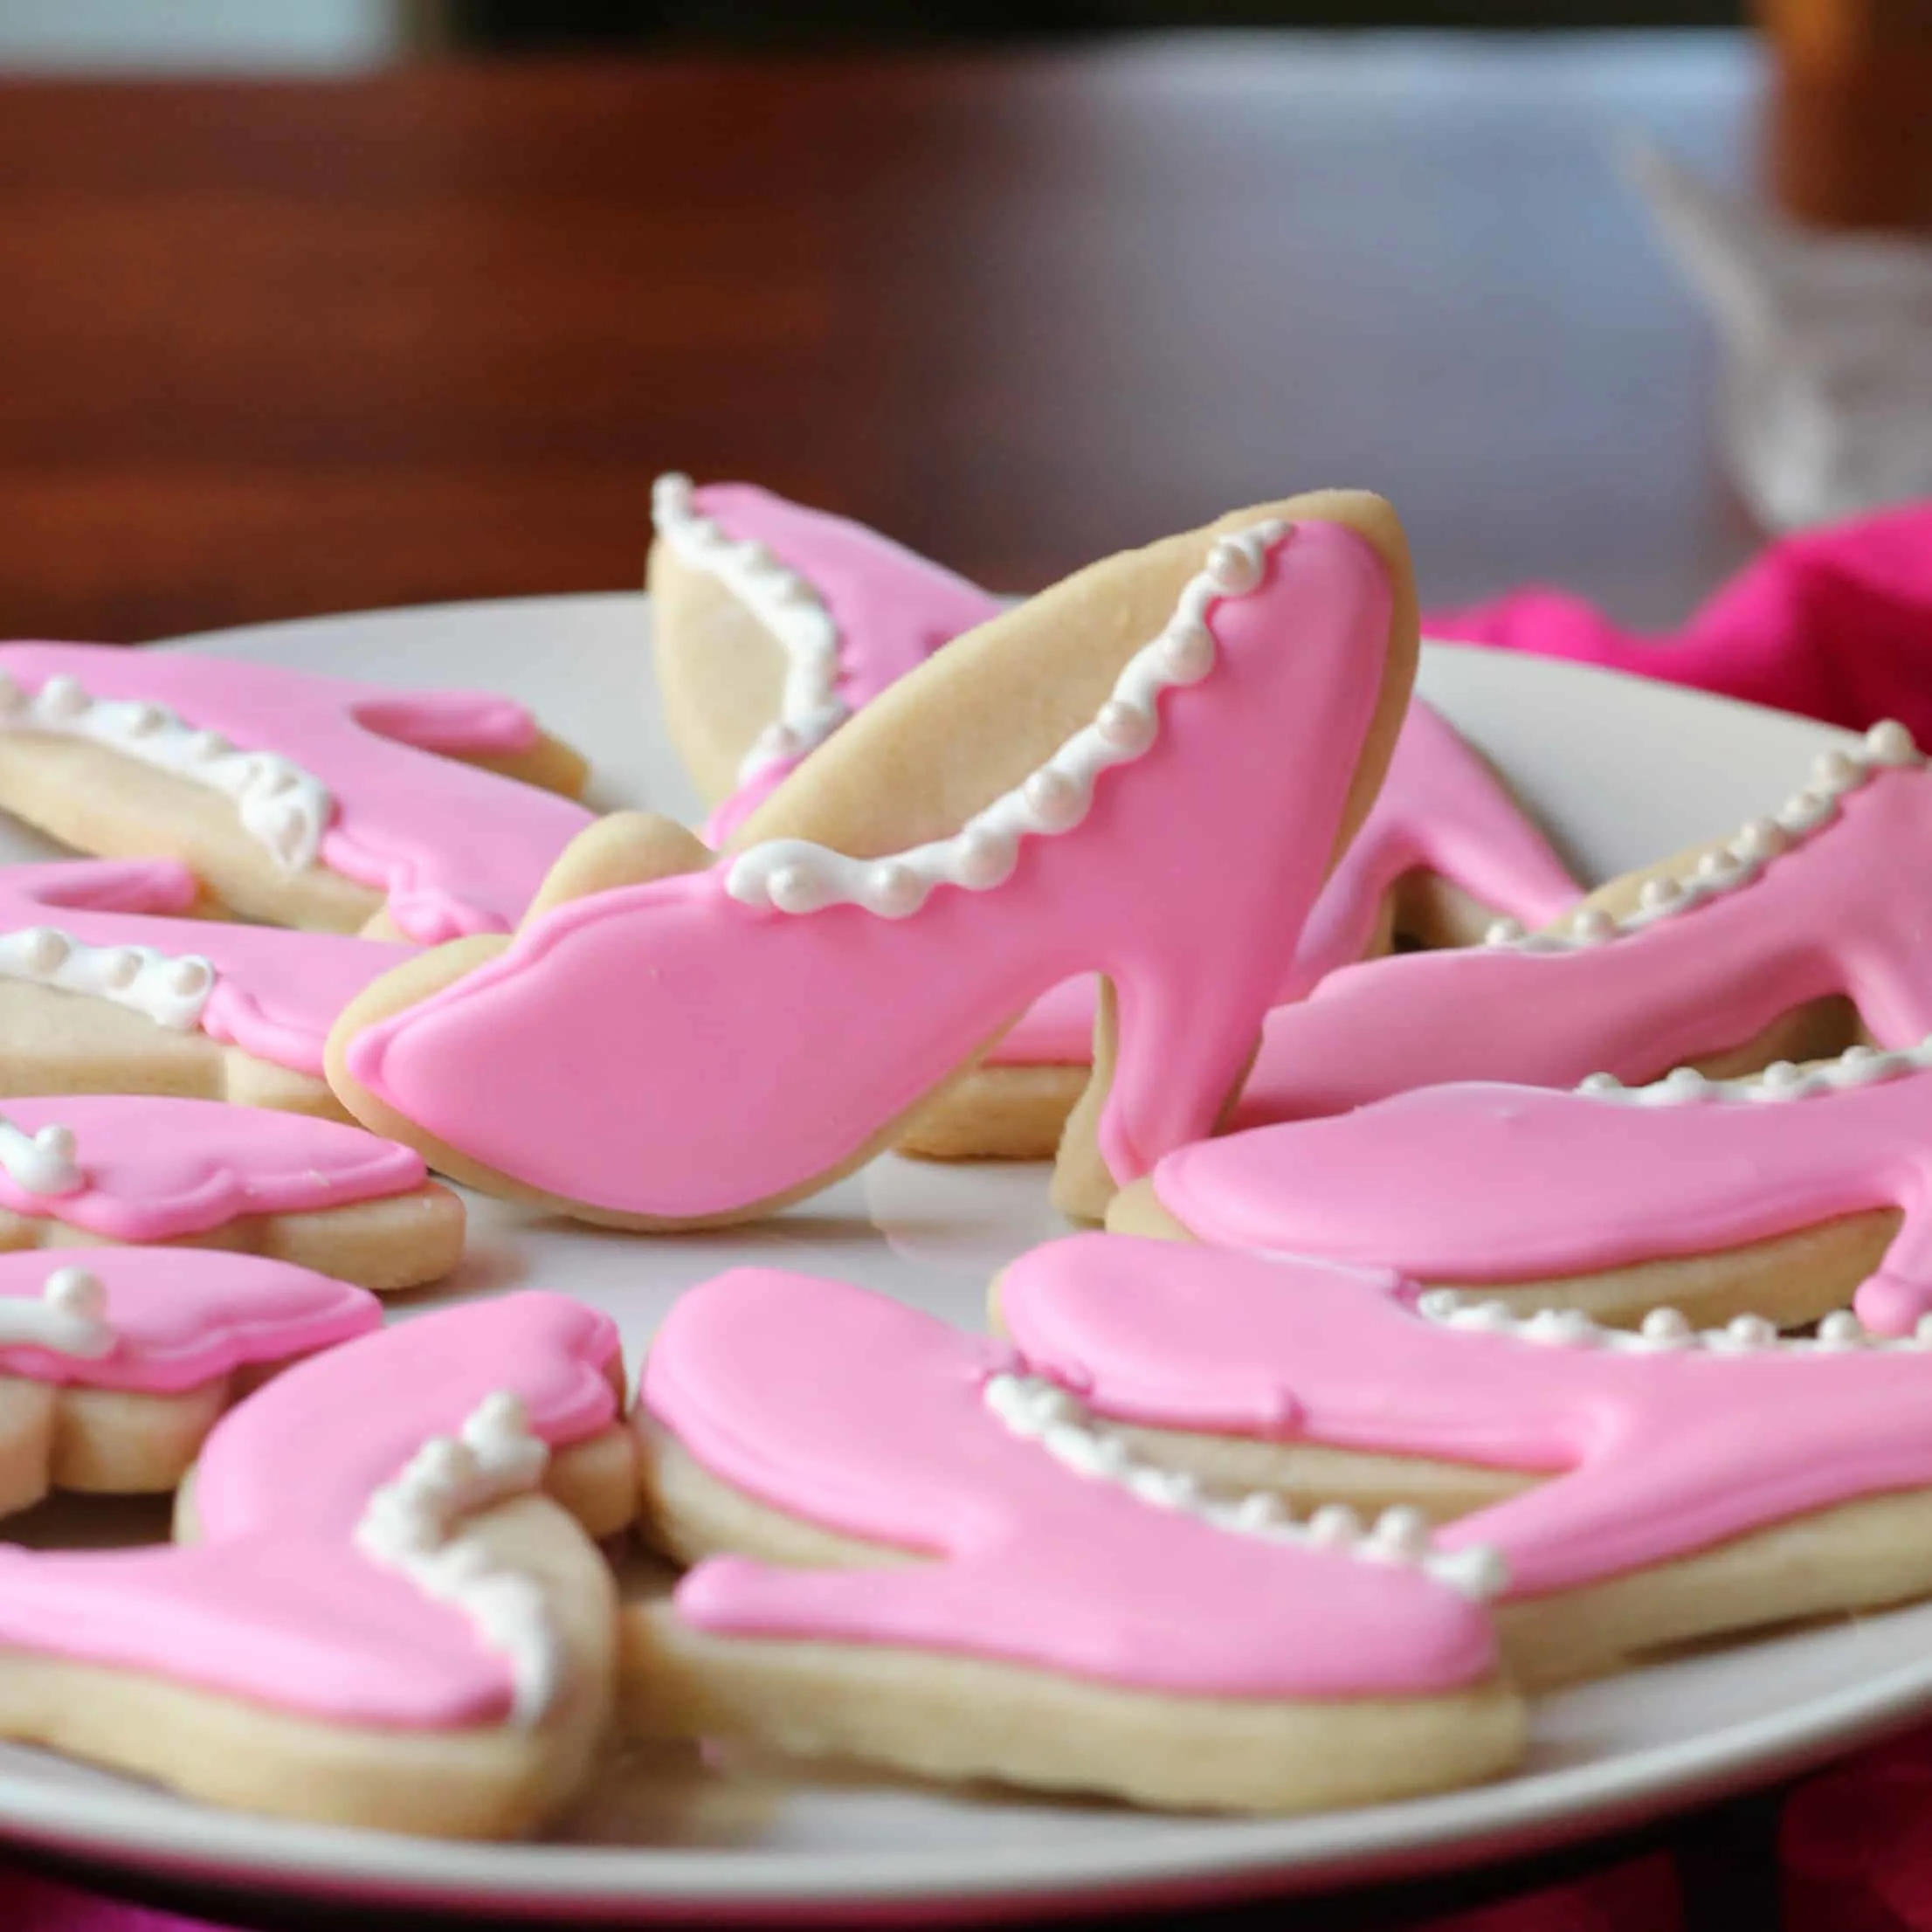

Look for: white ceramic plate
[0,595,1912,1925]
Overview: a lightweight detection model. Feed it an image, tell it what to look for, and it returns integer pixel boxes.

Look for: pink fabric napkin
[1429,500,1932,748]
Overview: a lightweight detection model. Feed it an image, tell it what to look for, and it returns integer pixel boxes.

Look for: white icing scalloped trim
[1418,1287,1927,1356]
[1575,1032,1932,1109]
[354,1390,562,1725]
[0,927,213,1032]
[0,1114,81,1197]
[0,670,330,873]
[652,473,846,790]
[726,519,1294,918]
[983,1371,1508,1600]
[0,1266,114,1358]
[1483,720,1922,955]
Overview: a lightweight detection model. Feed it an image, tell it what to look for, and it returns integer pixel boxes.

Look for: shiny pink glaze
[0,1245,377,1391]
[690,486,1002,843]
[1232,765,1932,1129]
[0,858,409,1076]
[645,1266,1497,1695]
[1001,1235,1932,1598]
[992,700,1579,1065]
[0,1293,619,1727]
[0,645,591,942]
[347,523,1394,1213]
[0,1094,426,1244]
[1150,1070,1932,1335]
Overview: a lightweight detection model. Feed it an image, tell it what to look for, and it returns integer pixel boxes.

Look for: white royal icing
[1416,1287,1928,1356]
[0,670,331,873]
[1576,1032,1932,1109]
[0,1266,115,1359]
[725,520,1294,918]
[652,473,847,790]
[354,1390,562,1724]
[1483,721,1922,954]
[0,1115,82,1197]
[982,1370,1508,1600]
[0,927,213,1032]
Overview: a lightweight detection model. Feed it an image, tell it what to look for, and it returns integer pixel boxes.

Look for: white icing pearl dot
[1484,917,1526,947]
[1917,1314,1932,1347]
[653,471,693,508]
[1641,1307,1693,1345]
[1842,1043,1881,1066]
[1866,719,1917,766]
[1777,790,1834,832]
[252,760,296,797]
[1158,620,1216,685]
[124,701,165,738]
[1204,536,1264,596]
[1818,1311,1865,1349]
[1525,1308,1600,1348]
[737,541,775,573]
[1023,768,1087,831]
[1661,1066,1709,1101]
[1449,1544,1510,1601]
[765,866,825,915]
[1760,1059,1804,1091]
[954,827,1016,891]
[1639,876,1682,913]
[1731,818,1787,862]
[187,728,228,762]
[1570,907,1615,944]
[1232,1492,1287,1532]
[1370,1506,1432,1561]
[17,927,69,976]
[167,957,211,998]
[1096,700,1155,755]
[31,1124,75,1167]
[1696,847,1740,882]
[1577,1071,1624,1094]
[100,948,142,991]
[1813,747,1860,790]
[45,1265,105,1320]
[1417,1288,1463,1319]
[1308,1504,1363,1549]
[411,1437,480,1494]
[1728,1313,1777,1349]
[866,862,922,919]
[38,675,86,719]
[772,576,817,609]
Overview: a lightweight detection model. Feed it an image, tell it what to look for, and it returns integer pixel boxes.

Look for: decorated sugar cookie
[1114,1038,1932,1336]
[646,480,1576,1163]
[0,1246,378,1511]
[904,697,1581,1161]
[0,1290,631,1837]
[1232,721,1932,1128]
[0,645,593,942]
[648,477,1002,843]
[331,493,1418,1228]
[997,1235,1932,1688]
[0,858,410,1118]
[629,1266,1519,1813]
[0,1095,462,1292]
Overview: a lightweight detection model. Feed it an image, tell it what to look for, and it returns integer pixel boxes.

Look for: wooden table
[0,34,1764,646]
[0,32,1804,1932]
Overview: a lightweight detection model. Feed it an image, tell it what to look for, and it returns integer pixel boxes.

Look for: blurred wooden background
[0,34,1770,644]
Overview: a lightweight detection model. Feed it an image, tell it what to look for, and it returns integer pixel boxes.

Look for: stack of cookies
[0,478,1920,1837]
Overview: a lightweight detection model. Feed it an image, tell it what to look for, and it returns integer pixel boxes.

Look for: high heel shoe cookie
[329,491,1419,1229]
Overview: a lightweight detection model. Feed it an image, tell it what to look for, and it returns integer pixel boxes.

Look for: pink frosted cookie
[0,1290,633,1837]
[331,493,1418,1229]
[0,857,410,1118]
[0,1245,378,1510]
[0,644,593,943]
[645,480,1577,1163]
[0,1095,463,1292]
[1113,1037,1932,1338]
[628,1265,1519,1813]
[1232,721,1929,1129]
[997,1233,1932,1688]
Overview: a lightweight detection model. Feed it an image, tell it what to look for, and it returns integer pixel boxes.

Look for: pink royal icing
[1149,1048,1932,1335]
[0,1245,378,1392]
[1000,1234,1932,1599]
[0,858,411,1077]
[0,1292,619,1727]
[645,1266,1499,1696]
[0,1094,427,1245]
[666,484,1004,845]
[1232,750,1932,1128]
[0,645,592,942]
[992,700,1580,1066]
[347,521,1397,1213]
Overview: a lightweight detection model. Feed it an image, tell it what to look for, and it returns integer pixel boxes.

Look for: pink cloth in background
[1428,501,1932,746]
